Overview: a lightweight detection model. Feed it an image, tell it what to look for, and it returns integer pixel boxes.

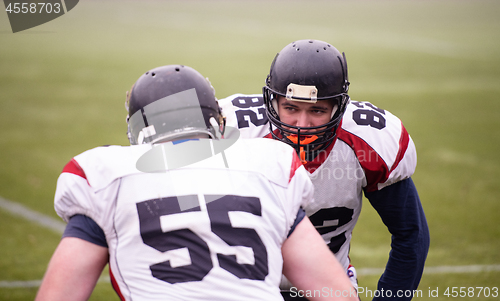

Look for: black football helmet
[263,40,350,161]
[126,65,225,145]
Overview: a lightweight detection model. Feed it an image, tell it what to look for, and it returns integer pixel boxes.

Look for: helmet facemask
[264,87,348,163]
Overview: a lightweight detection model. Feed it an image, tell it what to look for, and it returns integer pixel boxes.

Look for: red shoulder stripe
[289,151,303,183]
[337,128,389,192]
[62,158,87,180]
[389,122,410,173]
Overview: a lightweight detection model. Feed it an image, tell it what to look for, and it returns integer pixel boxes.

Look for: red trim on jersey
[303,135,338,173]
[337,127,389,193]
[263,132,275,141]
[265,117,411,193]
[389,122,410,173]
[289,151,303,183]
[109,267,125,301]
[265,124,398,191]
[62,158,87,179]
[264,130,339,174]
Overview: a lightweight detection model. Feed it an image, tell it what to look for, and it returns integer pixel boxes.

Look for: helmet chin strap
[286,134,319,164]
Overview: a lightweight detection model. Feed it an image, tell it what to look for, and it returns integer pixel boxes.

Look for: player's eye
[283,106,297,112]
[311,108,328,114]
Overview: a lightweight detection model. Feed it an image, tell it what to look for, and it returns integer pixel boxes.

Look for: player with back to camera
[219,40,430,300]
[35,65,358,301]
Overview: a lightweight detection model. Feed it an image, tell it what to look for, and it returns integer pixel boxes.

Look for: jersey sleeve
[54,147,131,230]
[286,207,306,238]
[338,100,417,192]
[62,214,108,247]
[365,177,429,300]
[54,158,96,223]
[218,93,270,139]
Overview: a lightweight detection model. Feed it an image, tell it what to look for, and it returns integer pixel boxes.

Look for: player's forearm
[35,237,108,301]
[366,178,430,300]
[375,219,429,300]
[283,217,358,301]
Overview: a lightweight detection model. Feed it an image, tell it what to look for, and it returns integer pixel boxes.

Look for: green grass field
[1,0,499,300]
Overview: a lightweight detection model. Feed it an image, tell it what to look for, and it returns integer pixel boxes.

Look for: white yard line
[424,264,500,275]
[0,196,66,234]
[2,265,500,288]
[0,276,110,288]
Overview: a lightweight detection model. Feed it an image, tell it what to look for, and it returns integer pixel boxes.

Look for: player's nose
[294,112,313,128]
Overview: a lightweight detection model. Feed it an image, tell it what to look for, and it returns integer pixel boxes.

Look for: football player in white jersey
[218,40,430,301]
[36,65,358,301]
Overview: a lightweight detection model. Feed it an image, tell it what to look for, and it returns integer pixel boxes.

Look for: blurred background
[1,0,499,300]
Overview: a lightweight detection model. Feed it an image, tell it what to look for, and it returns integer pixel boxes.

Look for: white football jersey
[219,94,417,272]
[54,138,313,301]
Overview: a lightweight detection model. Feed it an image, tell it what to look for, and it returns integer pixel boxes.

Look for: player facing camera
[263,39,350,164]
[218,38,429,301]
[125,65,225,145]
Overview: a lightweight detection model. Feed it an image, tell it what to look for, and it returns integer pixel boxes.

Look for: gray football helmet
[125,65,225,145]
